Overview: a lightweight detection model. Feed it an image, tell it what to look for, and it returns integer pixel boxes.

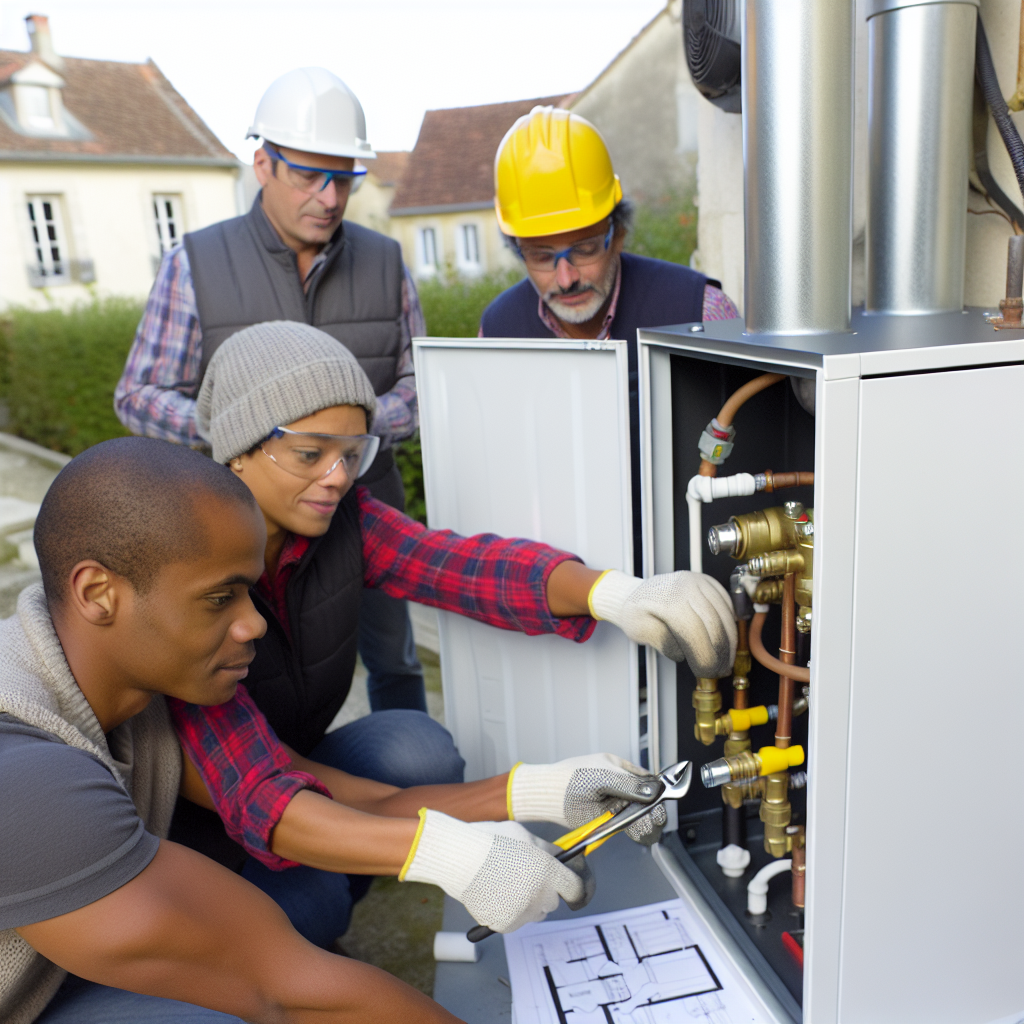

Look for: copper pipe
[699,373,787,476]
[775,574,796,748]
[733,620,749,710]
[749,612,811,683]
[763,470,814,491]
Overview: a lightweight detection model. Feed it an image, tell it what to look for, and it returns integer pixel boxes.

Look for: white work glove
[509,754,667,845]
[589,569,737,677]
[400,809,595,933]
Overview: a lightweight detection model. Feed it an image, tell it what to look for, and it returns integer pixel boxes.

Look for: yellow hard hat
[494,106,623,238]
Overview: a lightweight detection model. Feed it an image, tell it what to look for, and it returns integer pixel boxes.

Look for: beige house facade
[571,0,698,202]
[0,15,239,309]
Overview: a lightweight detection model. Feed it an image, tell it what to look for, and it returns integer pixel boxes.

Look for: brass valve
[700,744,805,787]
[708,502,804,560]
[692,677,722,745]
[761,772,793,858]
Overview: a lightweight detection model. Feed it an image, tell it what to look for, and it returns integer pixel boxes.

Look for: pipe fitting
[700,744,805,788]
[693,678,722,745]
[760,772,793,858]
[748,548,806,577]
[747,858,793,915]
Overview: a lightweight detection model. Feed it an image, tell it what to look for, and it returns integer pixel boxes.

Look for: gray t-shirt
[0,715,160,930]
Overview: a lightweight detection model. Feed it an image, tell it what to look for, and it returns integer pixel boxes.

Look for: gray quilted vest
[184,197,405,396]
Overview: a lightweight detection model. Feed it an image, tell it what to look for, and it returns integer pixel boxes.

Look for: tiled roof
[0,51,235,163]
[363,150,408,187]
[390,94,573,213]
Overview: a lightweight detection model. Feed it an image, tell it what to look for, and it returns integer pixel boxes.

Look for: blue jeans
[359,587,427,712]
[241,710,464,949]
[37,974,244,1022]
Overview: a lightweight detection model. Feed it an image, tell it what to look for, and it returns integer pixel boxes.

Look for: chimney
[25,14,65,72]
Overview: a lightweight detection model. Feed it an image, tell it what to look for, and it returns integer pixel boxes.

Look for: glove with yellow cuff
[508,754,667,845]
[400,809,594,934]
[588,569,737,678]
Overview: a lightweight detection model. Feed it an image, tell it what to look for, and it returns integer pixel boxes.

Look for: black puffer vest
[184,197,405,395]
[169,489,364,869]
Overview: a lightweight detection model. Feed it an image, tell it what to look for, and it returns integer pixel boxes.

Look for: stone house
[386,96,570,279]
[0,15,240,309]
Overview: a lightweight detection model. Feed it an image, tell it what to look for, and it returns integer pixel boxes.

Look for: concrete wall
[571,0,698,203]
[694,0,1024,316]
[389,207,519,279]
[0,161,238,308]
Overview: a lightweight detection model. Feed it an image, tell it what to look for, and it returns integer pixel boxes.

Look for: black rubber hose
[976,16,1024,208]
[722,802,746,849]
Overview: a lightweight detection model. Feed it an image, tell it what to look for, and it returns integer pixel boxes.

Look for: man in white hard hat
[116,74,427,708]
[114,68,439,938]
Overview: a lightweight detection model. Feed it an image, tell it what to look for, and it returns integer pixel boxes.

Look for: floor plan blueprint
[504,899,768,1024]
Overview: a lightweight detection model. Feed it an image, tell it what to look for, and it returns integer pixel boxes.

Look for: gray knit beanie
[196,321,378,464]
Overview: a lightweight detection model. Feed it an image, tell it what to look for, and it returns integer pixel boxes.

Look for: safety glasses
[261,427,379,482]
[515,221,614,271]
[263,142,367,194]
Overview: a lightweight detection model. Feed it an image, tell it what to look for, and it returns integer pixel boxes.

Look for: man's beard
[544,258,618,324]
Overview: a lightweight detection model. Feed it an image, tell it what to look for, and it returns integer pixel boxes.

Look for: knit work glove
[400,809,594,933]
[589,569,737,677]
[509,754,667,846]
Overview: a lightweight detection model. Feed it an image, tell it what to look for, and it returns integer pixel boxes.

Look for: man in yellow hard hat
[480,106,738,342]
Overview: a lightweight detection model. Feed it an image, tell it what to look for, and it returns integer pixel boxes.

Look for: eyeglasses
[263,142,367,194]
[515,222,614,271]
[261,427,379,482]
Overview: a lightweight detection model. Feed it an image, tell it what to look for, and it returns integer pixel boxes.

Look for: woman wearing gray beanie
[177,319,736,953]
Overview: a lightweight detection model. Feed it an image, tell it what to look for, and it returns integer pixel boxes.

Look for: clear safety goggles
[260,427,379,482]
[515,221,614,271]
[264,142,367,195]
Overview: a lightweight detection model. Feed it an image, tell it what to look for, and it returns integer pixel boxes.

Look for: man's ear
[253,147,274,188]
[67,561,122,626]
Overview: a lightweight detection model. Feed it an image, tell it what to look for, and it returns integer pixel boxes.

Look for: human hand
[509,753,666,845]
[400,810,594,933]
[589,569,737,677]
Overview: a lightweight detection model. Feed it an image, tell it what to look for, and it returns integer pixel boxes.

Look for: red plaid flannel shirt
[171,487,595,869]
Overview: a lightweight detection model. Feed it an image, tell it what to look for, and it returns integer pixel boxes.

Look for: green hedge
[0,298,140,456]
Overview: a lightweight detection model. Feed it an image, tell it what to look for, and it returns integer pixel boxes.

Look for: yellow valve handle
[554,810,615,857]
[757,744,805,776]
[728,705,770,732]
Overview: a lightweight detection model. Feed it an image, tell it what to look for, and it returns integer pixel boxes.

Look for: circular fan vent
[684,0,742,113]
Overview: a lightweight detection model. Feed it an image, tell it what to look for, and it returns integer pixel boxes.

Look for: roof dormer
[10,60,67,135]
[0,16,90,140]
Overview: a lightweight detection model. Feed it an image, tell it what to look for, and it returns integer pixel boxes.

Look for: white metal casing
[639,315,1024,1024]
[413,338,643,782]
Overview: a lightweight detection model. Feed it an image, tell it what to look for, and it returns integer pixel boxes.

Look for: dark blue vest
[480,252,712,575]
[479,251,709,340]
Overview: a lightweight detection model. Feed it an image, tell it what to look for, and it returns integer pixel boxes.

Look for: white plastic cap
[716,843,751,879]
[247,67,375,159]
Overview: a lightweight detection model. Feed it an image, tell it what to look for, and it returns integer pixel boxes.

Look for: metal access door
[414,338,639,782]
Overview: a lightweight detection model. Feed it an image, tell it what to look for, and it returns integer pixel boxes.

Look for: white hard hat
[247,67,375,160]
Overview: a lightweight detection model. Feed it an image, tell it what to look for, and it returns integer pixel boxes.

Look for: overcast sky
[0,0,666,160]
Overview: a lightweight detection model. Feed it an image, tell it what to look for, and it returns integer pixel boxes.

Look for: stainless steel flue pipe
[742,1,854,335]
[865,0,978,314]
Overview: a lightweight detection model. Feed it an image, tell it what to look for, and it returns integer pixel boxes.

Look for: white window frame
[153,193,184,255]
[456,222,483,274]
[417,225,440,276]
[26,195,69,285]
[20,84,54,130]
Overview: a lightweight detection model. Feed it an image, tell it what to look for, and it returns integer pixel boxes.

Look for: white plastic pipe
[686,473,758,573]
[747,858,793,916]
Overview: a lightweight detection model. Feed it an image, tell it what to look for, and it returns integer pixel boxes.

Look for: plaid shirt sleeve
[357,487,596,643]
[370,264,421,448]
[168,684,333,871]
[114,246,206,446]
